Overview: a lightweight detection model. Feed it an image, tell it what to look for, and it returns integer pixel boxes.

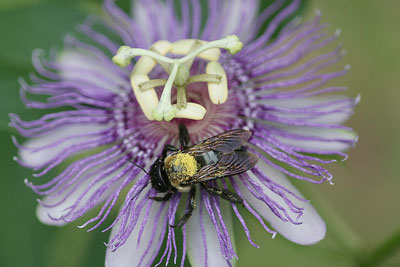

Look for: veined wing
[182,151,258,185]
[184,129,251,156]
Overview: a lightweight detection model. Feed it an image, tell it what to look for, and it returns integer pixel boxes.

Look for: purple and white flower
[10,0,358,266]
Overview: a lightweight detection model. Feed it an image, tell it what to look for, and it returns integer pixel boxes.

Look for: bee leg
[179,123,190,149]
[150,190,175,201]
[162,144,179,158]
[201,182,243,204]
[171,187,196,228]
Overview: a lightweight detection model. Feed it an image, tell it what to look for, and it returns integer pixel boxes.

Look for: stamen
[130,40,172,78]
[177,35,243,64]
[187,74,222,84]
[112,46,175,68]
[175,64,190,86]
[173,103,206,120]
[132,41,172,75]
[131,74,159,120]
[139,79,167,91]
[171,39,221,61]
[152,63,179,121]
[113,35,243,121]
[176,86,187,109]
[206,61,228,104]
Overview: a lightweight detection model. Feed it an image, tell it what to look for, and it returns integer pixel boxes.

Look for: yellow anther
[172,102,206,120]
[171,39,221,61]
[152,40,173,54]
[131,56,156,75]
[131,74,159,120]
[206,61,228,104]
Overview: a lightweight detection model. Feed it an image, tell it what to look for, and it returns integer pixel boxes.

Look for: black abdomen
[195,150,221,167]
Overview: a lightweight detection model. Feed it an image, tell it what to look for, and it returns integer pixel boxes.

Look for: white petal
[238,160,326,245]
[19,124,110,168]
[36,179,98,226]
[36,157,128,226]
[37,201,70,226]
[258,95,357,125]
[256,95,358,151]
[219,0,259,42]
[186,190,236,267]
[105,192,168,267]
[57,50,129,95]
[275,126,357,152]
[132,0,173,44]
[36,135,167,227]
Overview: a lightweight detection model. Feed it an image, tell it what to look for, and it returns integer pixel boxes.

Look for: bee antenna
[128,159,150,175]
[129,180,151,202]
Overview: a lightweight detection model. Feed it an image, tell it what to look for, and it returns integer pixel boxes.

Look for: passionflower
[10,0,358,266]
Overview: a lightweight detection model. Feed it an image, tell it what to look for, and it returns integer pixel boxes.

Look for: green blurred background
[1,0,399,266]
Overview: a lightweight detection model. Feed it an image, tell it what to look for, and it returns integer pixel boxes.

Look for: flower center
[112,35,243,121]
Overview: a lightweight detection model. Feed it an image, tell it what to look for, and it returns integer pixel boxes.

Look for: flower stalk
[357,227,400,267]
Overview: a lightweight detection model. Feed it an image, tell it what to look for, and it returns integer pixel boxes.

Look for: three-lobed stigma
[112,36,243,121]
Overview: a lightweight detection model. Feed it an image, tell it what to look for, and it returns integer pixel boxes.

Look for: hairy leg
[150,190,175,201]
[172,187,196,228]
[162,144,179,158]
[179,123,190,149]
[201,182,243,204]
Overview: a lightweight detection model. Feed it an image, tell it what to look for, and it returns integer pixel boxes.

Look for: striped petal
[105,193,168,267]
[58,50,129,96]
[238,160,326,245]
[18,124,110,168]
[186,190,236,267]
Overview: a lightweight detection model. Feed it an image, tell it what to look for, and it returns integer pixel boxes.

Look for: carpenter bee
[146,124,258,227]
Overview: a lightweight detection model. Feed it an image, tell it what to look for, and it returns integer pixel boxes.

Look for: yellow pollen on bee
[166,153,198,178]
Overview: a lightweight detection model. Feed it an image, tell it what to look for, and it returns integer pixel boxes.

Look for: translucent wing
[182,151,259,184]
[184,129,252,155]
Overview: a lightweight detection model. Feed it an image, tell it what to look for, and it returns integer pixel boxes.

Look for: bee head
[149,158,170,192]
